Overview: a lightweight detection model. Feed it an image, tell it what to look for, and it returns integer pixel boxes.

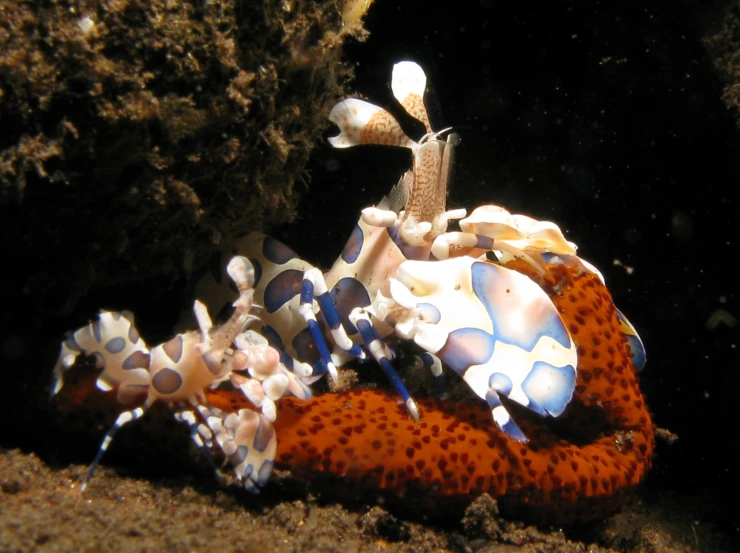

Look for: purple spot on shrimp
[470,261,572,350]
[262,236,298,265]
[105,337,126,354]
[521,361,575,417]
[92,320,102,343]
[162,335,184,363]
[122,350,150,370]
[253,415,276,453]
[152,367,182,395]
[264,269,303,313]
[128,324,140,344]
[203,352,224,376]
[232,444,247,466]
[257,460,274,487]
[436,327,494,375]
[341,224,364,264]
[330,277,371,335]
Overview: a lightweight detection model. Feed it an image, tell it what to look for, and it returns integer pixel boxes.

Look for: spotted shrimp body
[198,61,463,423]
[195,61,587,443]
[51,257,308,492]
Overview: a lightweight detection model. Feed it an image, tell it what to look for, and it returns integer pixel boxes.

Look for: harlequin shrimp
[51,256,310,492]
[52,59,652,523]
[208,258,654,522]
[197,61,589,443]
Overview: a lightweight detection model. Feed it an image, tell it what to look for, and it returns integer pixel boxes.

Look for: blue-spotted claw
[375,256,578,442]
[429,205,646,373]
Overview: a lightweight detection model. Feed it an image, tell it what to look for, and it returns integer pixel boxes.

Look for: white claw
[227,256,255,293]
[263,373,290,402]
[361,207,398,227]
[261,399,277,422]
[391,61,427,106]
[193,300,213,334]
[244,344,281,380]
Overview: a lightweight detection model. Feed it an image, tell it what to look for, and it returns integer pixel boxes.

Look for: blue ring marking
[475,234,494,250]
[317,292,341,330]
[305,318,333,368]
[330,277,371,335]
[263,269,304,313]
[341,224,364,264]
[300,279,315,305]
[262,236,299,265]
[521,360,576,417]
[436,327,494,375]
[470,261,572,350]
[356,319,412,403]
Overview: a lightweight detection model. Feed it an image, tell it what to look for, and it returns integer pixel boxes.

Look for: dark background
[279,1,740,529]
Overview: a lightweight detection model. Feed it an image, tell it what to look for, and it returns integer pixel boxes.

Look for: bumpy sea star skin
[204,263,654,524]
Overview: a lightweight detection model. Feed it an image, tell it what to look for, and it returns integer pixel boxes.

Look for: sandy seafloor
[3,2,740,552]
[0,447,735,553]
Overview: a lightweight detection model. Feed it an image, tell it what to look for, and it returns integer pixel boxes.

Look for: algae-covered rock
[0,0,367,327]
